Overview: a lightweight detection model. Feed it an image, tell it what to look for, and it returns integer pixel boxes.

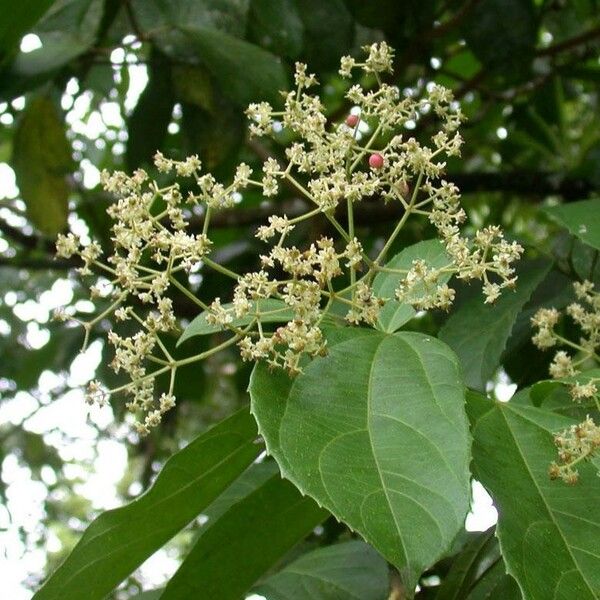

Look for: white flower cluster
[532,280,600,376]
[56,43,523,433]
[531,280,600,483]
[549,417,600,484]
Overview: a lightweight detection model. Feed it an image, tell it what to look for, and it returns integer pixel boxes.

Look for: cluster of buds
[531,280,600,482]
[549,417,600,484]
[531,280,600,377]
[55,43,523,433]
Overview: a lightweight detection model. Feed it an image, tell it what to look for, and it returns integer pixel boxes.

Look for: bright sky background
[0,33,514,600]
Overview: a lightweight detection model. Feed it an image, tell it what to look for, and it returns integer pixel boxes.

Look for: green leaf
[372,239,452,333]
[292,0,353,72]
[503,268,574,356]
[570,240,600,285]
[254,540,389,600]
[178,299,293,345]
[439,260,551,391]
[250,328,472,594]
[128,592,163,600]
[34,408,260,600]
[436,528,520,600]
[181,100,244,172]
[10,0,104,76]
[132,0,249,39]
[126,52,174,170]
[345,0,434,47]
[12,95,72,236]
[160,473,327,599]
[203,460,279,521]
[501,268,575,388]
[469,397,600,599]
[248,0,304,59]
[544,199,600,251]
[181,27,287,107]
[462,0,537,78]
[463,560,522,600]
[527,369,600,422]
[0,0,55,57]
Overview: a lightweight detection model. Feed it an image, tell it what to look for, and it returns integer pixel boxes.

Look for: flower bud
[369,153,384,169]
[345,114,359,127]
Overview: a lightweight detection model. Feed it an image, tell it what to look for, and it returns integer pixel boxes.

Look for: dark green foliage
[1,2,600,599]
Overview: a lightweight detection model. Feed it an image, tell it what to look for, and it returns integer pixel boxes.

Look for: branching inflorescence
[55,43,523,435]
[531,280,600,483]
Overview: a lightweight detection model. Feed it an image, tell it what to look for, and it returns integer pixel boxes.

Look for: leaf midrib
[367,336,410,569]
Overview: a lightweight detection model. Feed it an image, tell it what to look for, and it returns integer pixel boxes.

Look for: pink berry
[369,153,384,169]
[345,114,359,127]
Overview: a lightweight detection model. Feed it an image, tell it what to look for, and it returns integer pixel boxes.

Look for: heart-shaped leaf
[250,328,472,594]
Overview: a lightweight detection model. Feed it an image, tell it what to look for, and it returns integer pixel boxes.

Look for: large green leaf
[132,0,249,39]
[372,239,452,333]
[10,0,104,76]
[254,540,389,599]
[250,328,472,594]
[182,27,287,107]
[181,100,244,171]
[248,0,304,59]
[0,0,55,57]
[462,0,537,78]
[292,0,353,72]
[469,396,600,599]
[439,261,551,391]
[12,95,73,236]
[34,409,260,600]
[178,299,293,345]
[203,460,279,521]
[132,1,285,106]
[436,528,520,600]
[545,199,600,251]
[160,473,327,599]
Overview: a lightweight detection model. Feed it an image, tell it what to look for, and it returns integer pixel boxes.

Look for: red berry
[345,114,359,127]
[369,153,384,169]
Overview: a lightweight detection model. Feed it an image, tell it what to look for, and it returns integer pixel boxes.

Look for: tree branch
[537,24,600,57]
[0,216,55,252]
